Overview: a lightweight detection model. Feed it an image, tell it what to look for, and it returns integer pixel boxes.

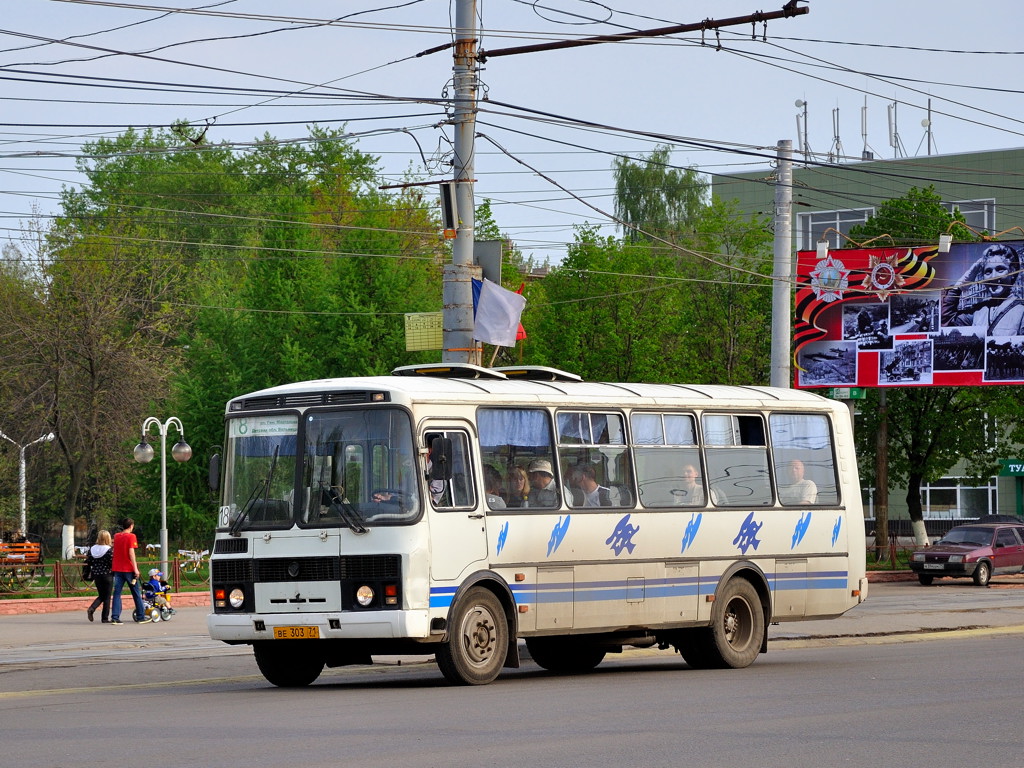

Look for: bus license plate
[273,625,320,639]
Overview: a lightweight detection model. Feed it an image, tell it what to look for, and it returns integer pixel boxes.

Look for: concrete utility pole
[770,140,793,388]
[443,0,480,364]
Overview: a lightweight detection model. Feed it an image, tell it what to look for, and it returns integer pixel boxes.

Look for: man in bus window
[526,459,559,508]
[676,464,705,506]
[779,459,817,505]
[576,464,613,507]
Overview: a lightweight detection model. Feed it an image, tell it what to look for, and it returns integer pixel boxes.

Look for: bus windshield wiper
[230,446,279,536]
[318,479,368,534]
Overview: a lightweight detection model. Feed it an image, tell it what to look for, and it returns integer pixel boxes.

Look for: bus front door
[424,427,488,581]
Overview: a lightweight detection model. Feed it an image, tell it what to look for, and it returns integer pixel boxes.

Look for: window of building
[943,199,995,233]
[798,209,873,252]
[921,476,998,518]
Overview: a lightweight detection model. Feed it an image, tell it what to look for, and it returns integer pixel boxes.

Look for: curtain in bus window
[664,414,696,445]
[703,414,739,445]
[479,409,552,450]
[631,413,665,445]
[769,413,838,505]
[557,412,591,445]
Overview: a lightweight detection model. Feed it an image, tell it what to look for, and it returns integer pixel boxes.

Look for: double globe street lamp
[133,417,191,577]
[0,429,55,538]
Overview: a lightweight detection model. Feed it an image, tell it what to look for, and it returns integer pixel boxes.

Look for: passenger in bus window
[484,465,506,509]
[675,464,705,506]
[505,465,529,508]
[526,459,559,507]
[575,464,613,507]
[779,459,818,505]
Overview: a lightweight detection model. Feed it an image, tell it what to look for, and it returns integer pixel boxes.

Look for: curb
[0,591,210,615]
[866,570,916,582]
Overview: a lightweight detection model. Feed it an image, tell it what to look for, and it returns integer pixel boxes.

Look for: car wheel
[972,561,991,587]
[917,574,934,586]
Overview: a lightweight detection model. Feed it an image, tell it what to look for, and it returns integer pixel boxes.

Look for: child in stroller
[142,568,175,622]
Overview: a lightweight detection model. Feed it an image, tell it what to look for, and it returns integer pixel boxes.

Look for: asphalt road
[2,580,1023,768]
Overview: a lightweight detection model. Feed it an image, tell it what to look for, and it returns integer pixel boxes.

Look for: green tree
[613,145,708,244]
[1,124,447,551]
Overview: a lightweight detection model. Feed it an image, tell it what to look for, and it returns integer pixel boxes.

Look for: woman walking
[86,530,114,623]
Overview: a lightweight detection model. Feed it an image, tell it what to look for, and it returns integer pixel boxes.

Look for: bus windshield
[220,414,299,531]
[300,408,419,527]
[220,408,420,531]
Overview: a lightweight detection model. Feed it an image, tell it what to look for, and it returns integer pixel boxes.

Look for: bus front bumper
[207,609,431,643]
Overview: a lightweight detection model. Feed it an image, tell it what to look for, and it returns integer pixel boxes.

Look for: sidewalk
[3,576,1024,655]
[0,589,210,616]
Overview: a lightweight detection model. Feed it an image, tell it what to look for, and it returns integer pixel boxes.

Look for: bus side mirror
[429,437,453,481]
[209,453,220,492]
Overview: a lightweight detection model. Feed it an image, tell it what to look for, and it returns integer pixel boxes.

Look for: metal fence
[0,554,209,597]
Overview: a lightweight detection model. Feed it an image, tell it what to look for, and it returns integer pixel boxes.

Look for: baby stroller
[141,573,173,622]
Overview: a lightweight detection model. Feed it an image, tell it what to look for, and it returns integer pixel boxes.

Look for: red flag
[515,283,527,341]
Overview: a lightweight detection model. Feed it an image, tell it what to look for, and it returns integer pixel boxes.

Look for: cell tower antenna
[795,99,811,165]
[888,101,906,158]
[829,106,844,162]
[861,98,874,160]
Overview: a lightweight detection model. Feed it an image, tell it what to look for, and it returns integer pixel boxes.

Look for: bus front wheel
[437,587,508,685]
[254,641,325,687]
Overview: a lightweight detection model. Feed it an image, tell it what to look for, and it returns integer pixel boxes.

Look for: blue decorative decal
[680,512,702,553]
[791,511,812,549]
[496,520,509,556]
[831,516,842,547]
[606,513,640,556]
[733,511,763,555]
[547,515,570,557]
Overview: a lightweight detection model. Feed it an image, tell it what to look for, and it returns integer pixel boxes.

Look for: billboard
[794,240,1024,388]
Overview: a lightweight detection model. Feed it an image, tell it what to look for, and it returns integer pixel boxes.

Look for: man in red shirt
[110,517,151,625]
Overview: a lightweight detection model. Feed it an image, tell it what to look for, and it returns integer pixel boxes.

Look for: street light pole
[133,417,191,577]
[0,429,55,537]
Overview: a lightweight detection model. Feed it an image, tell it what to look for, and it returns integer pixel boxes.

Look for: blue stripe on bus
[428,570,849,608]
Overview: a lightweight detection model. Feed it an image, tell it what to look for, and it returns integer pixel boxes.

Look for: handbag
[82,556,94,582]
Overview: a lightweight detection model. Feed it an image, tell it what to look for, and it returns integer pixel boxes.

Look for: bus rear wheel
[684,579,764,669]
[525,637,606,673]
[254,641,325,687]
[436,587,508,685]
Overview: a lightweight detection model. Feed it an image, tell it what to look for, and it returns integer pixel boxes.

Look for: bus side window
[703,414,772,507]
[769,413,838,506]
[477,408,558,511]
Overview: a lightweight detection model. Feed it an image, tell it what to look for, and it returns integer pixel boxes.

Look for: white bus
[207,364,867,686]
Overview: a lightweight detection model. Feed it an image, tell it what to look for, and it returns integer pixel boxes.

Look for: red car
[909,522,1024,586]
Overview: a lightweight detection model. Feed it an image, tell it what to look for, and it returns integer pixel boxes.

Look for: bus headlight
[229,588,245,609]
[356,585,375,607]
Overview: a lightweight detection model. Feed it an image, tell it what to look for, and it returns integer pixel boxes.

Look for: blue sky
[2,1,1022,264]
